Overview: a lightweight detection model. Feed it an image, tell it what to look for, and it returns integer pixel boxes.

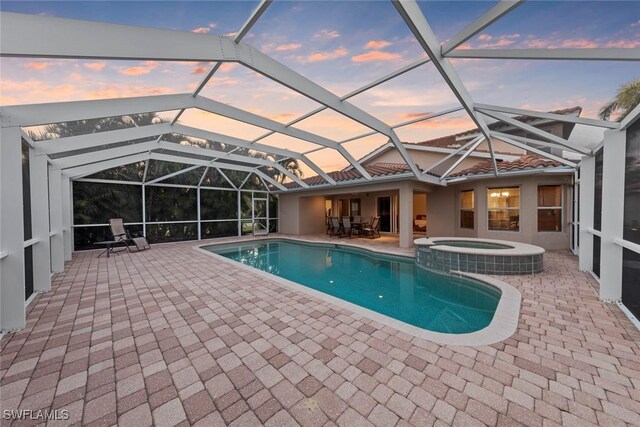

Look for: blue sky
[1,1,639,171]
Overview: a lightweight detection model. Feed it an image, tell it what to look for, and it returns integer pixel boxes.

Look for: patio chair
[109,218,151,252]
[362,217,381,239]
[342,217,354,239]
[330,217,343,237]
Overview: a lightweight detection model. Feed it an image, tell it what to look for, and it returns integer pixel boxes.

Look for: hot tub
[414,237,544,275]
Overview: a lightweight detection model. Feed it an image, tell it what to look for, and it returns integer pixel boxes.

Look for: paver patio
[1,235,639,427]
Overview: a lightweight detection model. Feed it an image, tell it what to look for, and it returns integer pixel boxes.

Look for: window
[459,190,474,229]
[350,198,361,216]
[538,185,562,232]
[487,187,520,231]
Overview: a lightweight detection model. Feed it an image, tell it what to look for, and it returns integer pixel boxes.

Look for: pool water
[206,240,500,334]
[434,240,513,250]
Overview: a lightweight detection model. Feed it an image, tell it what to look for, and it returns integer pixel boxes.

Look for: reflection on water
[208,241,500,334]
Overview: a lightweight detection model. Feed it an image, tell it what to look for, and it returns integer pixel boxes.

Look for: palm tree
[598,79,640,122]
[280,158,303,183]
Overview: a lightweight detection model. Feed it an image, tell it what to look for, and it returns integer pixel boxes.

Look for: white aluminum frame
[0,1,637,331]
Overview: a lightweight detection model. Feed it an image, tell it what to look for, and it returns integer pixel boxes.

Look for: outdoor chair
[252,221,269,237]
[109,218,151,252]
[362,217,381,239]
[342,217,354,238]
[329,217,342,237]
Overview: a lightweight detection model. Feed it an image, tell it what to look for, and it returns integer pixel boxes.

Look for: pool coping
[194,236,522,347]
[415,236,545,256]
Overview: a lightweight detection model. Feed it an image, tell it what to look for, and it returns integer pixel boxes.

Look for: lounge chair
[252,222,269,237]
[109,218,151,252]
[362,217,381,239]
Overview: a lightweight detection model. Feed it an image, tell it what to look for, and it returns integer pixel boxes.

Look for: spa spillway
[415,237,544,275]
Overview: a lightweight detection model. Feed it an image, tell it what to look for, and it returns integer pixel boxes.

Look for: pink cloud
[559,38,599,48]
[519,34,639,49]
[605,39,640,48]
[0,80,84,105]
[365,40,392,50]
[83,62,106,71]
[24,62,55,70]
[473,34,520,48]
[298,47,348,63]
[399,112,435,119]
[119,61,158,76]
[209,76,239,86]
[351,51,402,63]
[219,63,238,72]
[313,29,340,40]
[191,66,208,75]
[1,78,177,105]
[275,43,302,52]
[88,85,173,99]
[267,113,296,121]
[191,23,217,34]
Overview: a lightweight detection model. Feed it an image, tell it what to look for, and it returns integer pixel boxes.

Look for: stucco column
[399,183,413,248]
[29,150,52,292]
[578,155,595,272]
[600,129,626,302]
[48,167,65,272]
[0,126,26,331]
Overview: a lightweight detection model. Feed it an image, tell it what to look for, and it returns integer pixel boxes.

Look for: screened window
[538,185,562,232]
[487,187,520,231]
[593,149,604,277]
[460,190,474,229]
[594,149,604,231]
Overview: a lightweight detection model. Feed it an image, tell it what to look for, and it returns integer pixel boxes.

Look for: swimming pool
[204,240,501,334]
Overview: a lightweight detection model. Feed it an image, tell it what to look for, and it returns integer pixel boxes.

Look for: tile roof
[285,162,427,188]
[290,107,581,189]
[448,154,569,178]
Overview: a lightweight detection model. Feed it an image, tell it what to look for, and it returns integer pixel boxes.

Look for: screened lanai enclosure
[1,0,640,332]
[71,161,279,249]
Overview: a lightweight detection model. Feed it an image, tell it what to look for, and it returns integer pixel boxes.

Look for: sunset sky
[1,1,639,174]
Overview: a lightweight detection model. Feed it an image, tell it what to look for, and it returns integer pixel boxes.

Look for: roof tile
[448,154,569,178]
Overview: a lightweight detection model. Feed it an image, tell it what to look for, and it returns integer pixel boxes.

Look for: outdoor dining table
[350,221,369,236]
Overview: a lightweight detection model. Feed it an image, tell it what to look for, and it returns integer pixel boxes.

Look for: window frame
[486,186,521,232]
[459,189,475,229]
[537,184,563,233]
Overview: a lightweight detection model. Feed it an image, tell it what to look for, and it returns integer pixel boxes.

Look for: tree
[279,158,304,183]
[598,79,640,122]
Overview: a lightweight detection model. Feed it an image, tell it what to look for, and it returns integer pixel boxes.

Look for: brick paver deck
[1,236,639,426]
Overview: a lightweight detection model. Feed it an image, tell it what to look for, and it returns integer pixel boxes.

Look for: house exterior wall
[440,174,573,250]
[278,194,326,235]
[277,173,573,250]
[278,180,419,239]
